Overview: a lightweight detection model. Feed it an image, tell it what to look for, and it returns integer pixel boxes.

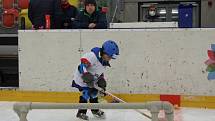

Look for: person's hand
[97,77,106,97]
[82,72,94,88]
[64,23,69,27]
[97,77,106,91]
[88,23,96,29]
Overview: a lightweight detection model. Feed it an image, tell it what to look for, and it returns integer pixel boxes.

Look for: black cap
[84,0,96,6]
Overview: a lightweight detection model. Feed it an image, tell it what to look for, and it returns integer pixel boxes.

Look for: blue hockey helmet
[102,40,119,59]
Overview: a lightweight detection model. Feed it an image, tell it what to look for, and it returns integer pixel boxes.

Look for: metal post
[13,102,31,121]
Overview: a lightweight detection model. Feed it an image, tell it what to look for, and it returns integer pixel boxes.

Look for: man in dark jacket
[61,0,78,29]
[74,0,107,29]
[28,0,63,29]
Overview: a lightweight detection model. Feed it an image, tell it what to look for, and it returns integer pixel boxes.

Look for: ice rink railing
[13,101,174,121]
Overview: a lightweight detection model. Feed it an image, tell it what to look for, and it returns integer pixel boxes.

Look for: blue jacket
[74,10,107,29]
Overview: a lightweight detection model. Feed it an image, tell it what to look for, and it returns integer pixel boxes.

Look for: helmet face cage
[102,40,119,59]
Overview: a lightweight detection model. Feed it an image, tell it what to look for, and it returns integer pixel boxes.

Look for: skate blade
[92,114,106,119]
[76,117,89,121]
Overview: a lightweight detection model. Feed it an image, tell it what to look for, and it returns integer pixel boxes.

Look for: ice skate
[92,110,105,119]
[76,112,89,120]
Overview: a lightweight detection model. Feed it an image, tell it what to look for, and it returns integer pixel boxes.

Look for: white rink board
[109,22,178,28]
[18,29,215,95]
[18,30,81,92]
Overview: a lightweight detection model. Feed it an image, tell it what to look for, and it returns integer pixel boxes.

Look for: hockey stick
[94,86,152,119]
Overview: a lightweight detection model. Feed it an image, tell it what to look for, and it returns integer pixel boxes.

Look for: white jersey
[73,52,106,87]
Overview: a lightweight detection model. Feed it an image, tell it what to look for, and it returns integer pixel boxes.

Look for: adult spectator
[61,0,78,29]
[74,0,107,29]
[28,0,63,29]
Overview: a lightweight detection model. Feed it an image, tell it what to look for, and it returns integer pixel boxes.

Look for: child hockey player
[72,40,119,120]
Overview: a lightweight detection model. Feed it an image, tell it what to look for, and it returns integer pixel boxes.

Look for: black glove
[82,72,94,88]
[97,77,106,91]
[97,77,107,96]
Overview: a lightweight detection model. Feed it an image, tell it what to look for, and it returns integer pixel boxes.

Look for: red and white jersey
[73,51,107,87]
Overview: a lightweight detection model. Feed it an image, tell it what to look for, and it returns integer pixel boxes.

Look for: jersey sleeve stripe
[81,58,91,67]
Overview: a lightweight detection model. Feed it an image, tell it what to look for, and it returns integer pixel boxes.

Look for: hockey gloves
[97,77,107,96]
[82,72,107,97]
[82,72,94,88]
